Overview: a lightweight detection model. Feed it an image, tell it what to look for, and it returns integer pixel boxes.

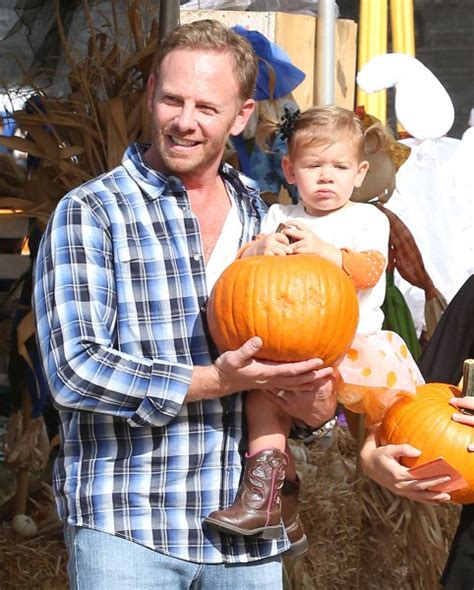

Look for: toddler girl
[205,106,424,553]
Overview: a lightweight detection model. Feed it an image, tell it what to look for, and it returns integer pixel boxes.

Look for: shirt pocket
[116,241,170,279]
[114,239,197,363]
[115,240,173,322]
[116,242,161,264]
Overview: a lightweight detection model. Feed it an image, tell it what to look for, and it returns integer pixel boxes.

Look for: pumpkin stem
[460,359,474,415]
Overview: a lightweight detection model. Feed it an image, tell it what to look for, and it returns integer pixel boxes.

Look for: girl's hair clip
[279,106,300,140]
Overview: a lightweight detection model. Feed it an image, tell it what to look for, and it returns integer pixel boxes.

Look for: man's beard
[151,123,230,177]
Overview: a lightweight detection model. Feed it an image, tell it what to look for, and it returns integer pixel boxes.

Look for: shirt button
[193,254,201,262]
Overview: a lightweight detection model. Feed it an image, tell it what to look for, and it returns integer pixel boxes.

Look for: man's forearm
[279,374,338,431]
[302,384,338,428]
[184,365,233,402]
[294,400,337,429]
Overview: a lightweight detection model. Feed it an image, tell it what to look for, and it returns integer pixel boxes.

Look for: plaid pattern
[33,143,289,563]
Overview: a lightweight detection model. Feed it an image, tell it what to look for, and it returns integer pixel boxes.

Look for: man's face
[146,48,254,181]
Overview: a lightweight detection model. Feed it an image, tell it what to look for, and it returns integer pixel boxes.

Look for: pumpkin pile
[207,254,359,366]
[380,362,474,504]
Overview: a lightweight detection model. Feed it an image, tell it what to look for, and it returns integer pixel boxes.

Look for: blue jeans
[64,526,283,589]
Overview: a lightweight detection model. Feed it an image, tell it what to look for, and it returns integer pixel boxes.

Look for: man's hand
[214,336,333,393]
[260,374,338,427]
[360,431,452,504]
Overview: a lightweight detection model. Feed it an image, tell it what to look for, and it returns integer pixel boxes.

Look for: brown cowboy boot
[281,476,308,557]
[204,448,288,539]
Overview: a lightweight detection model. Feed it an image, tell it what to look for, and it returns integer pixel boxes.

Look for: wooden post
[461,359,474,414]
[315,0,336,105]
[159,0,180,40]
[14,387,32,516]
[354,411,366,590]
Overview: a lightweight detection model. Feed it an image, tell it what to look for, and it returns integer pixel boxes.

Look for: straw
[285,427,460,590]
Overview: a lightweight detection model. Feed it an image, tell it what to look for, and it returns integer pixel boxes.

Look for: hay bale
[287,426,460,590]
[0,523,68,589]
[0,427,460,589]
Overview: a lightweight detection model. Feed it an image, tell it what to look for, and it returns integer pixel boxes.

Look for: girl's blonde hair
[258,105,393,160]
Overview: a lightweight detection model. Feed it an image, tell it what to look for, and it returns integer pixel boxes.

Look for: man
[33,20,337,589]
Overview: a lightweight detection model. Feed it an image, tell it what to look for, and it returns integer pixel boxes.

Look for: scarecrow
[351,106,447,359]
[357,53,473,337]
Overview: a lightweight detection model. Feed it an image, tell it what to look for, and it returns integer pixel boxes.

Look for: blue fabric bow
[232,25,306,100]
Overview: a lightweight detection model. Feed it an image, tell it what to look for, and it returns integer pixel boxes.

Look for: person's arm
[280,219,386,291]
[360,430,453,504]
[340,249,386,289]
[33,195,195,427]
[187,337,335,404]
[340,205,390,289]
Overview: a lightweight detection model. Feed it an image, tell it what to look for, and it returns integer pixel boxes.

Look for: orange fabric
[337,331,423,426]
[341,249,386,289]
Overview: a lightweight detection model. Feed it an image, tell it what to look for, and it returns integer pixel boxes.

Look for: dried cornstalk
[0,0,159,223]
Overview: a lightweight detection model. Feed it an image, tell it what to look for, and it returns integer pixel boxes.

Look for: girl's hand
[285,222,322,255]
[450,397,474,451]
[257,232,293,256]
[240,232,292,257]
[283,220,342,266]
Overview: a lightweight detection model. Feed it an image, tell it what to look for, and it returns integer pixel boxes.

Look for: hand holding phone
[407,457,468,493]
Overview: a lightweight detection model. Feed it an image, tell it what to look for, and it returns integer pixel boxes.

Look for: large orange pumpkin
[206,254,359,365]
[380,382,474,504]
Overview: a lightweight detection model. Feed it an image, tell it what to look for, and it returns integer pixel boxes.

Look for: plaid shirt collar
[123,142,262,206]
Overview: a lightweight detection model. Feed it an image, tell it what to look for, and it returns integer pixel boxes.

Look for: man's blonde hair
[152,20,258,102]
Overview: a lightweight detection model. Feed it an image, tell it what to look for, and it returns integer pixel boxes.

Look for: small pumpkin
[379,381,474,504]
[207,254,359,365]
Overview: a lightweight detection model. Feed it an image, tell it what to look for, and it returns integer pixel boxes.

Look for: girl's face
[282,137,369,216]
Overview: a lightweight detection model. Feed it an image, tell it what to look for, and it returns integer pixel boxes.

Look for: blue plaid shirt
[33,143,290,563]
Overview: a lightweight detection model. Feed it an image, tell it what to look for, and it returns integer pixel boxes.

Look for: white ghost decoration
[357,53,455,140]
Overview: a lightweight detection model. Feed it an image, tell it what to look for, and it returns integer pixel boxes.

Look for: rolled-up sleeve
[33,194,193,427]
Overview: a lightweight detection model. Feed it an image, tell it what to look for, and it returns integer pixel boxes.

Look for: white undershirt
[205,194,242,293]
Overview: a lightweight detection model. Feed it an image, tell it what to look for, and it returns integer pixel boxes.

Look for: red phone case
[408,457,468,493]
